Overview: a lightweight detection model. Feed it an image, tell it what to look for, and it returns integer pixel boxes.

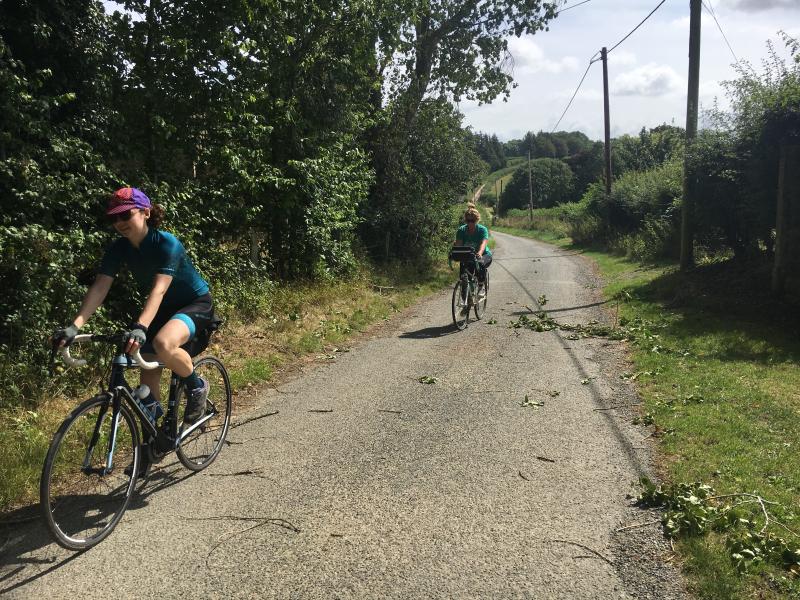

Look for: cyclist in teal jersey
[52,188,214,472]
[454,206,492,289]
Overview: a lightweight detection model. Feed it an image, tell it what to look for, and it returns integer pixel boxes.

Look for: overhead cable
[551,53,600,132]
[702,0,739,63]
[607,0,668,54]
[556,0,595,15]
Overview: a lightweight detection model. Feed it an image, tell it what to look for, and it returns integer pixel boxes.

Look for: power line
[607,0,668,54]
[702,0,739,63]
[551,54,600,132]
[556,0,595,15]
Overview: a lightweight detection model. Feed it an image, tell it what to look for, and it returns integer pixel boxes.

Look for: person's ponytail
[147,204,166,228]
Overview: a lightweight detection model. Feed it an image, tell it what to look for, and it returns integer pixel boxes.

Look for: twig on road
[593,404,641,412]
[224,436,269,446]
[230,411,279,430]
[207,468,268,479]
[378,409,402,414]
[308,409,333,413]
[186,516,301,566]
[545,539,613,565]
[518,470,531,481]
[536,456,556,463]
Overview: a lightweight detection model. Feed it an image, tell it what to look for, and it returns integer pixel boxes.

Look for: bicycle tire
[474,270,489,320]
[176,355,232,471]
[40,394,140,550]
[452,279,469,330]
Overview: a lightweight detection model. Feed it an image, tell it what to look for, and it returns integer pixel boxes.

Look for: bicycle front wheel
[40,394,140,550]
[177,355,232,472]
[474,271,489,320]
[452,279,470,330]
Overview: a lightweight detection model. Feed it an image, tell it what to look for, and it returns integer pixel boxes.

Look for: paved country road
[1,231,687,599]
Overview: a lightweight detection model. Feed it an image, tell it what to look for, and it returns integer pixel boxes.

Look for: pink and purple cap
[106,187,152,215]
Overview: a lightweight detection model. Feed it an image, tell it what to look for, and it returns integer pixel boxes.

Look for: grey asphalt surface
[1,231,686,599]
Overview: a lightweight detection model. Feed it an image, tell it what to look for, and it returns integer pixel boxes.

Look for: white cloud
[700,80,724,98]
[609,50,638,67]
[508,37,580,74]
[670,16,690,29]
[717,0,800,11]
[554,87,603,101]
[613,63,684,97]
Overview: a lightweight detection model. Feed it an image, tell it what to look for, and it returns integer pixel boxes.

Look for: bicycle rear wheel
[177,355,232,471]
[474,270,489,320]
[452,279,470,330]
[40,394,140,550]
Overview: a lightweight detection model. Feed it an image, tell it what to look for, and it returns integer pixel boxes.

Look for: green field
[475,157,525,200]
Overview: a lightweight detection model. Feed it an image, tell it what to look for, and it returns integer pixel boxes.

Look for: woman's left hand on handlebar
[123,323,148,353]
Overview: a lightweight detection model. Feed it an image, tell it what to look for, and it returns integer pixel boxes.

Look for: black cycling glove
[52,324,80,347]
[124,323,148,347]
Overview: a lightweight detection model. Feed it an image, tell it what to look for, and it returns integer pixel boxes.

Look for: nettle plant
[636,477,800,576]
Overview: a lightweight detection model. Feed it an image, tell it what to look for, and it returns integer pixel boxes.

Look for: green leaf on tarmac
[418,375,437,384]
[520,394,545,408]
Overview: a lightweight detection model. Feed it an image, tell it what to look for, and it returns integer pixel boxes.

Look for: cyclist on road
[453,206,492,292]
[51,187,214,438]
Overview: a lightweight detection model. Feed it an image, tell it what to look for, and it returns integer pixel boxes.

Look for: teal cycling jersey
[456,223,492,257]
[99,228,209,308]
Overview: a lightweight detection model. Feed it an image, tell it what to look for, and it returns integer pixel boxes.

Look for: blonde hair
[464,207,480,223]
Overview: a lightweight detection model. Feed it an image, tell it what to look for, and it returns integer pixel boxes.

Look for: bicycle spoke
[42,396,138,549]
[177,356,231,471]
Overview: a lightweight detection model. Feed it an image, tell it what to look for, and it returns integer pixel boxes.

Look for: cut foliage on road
[496,223,800,600]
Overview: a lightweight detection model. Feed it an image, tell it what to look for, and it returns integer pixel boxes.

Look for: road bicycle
[40,329,231,550]
[449,246,490,330]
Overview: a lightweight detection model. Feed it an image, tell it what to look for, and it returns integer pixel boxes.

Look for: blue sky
[460,0,800,141]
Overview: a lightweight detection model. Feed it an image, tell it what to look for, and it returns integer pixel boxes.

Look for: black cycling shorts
[141,293,214,353]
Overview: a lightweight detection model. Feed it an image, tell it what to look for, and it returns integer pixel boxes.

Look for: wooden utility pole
[601,47,612,195]
[496,178,502,217]
[528,150,534,222]
[680,0,702,270]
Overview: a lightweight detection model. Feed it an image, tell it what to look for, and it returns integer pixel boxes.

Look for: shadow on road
[398,324,458,339]
[507,300,611,316]
[492,252,585,261]
[0,463,194,595]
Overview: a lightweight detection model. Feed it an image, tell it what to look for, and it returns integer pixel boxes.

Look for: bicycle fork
[81,392,129,475]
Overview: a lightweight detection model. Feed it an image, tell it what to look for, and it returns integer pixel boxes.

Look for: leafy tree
[470,131,507,171]
[500,157,575,212]
[504,138,523,157]
[363,99,485,261]
[364,0,559,260]
[564,141,604,196]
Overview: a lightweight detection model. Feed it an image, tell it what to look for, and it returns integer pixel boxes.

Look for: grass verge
[0,261,452,513]
[495,224,800,599]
